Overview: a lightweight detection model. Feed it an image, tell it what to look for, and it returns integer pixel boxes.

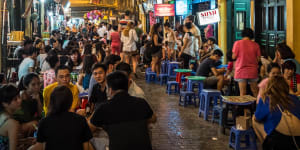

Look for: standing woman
[0,84,21,150]
[110,25,121,56]
[178,22,196,69]
[150,23,164,75]
[232,28,261,97]
[121,22,139,76]
[164,21,177,60]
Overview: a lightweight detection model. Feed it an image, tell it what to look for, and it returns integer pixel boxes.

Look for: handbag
[276,105,300,149]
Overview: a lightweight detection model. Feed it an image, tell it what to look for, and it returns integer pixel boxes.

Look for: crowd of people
[0,9,300,149]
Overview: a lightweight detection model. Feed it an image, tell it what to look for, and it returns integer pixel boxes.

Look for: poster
[197,9,220,25]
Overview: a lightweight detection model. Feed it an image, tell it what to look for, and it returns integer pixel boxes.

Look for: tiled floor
[136,78,232,150]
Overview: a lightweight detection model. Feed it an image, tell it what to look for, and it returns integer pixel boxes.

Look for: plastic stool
[159,74,168,85]
[229,126,257,150]
[167,62,179,78]
[146,72,157,83]
[166,81,179,95]
[187,80,204,93]
[161,61,169,74]
[211,97,223,125]
[198,89,221,121]
[179,91,197,107]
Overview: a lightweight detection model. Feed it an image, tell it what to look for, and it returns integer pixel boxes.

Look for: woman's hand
[178,51,182,57]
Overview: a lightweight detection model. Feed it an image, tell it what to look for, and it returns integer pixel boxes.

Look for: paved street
[135,77,231,150]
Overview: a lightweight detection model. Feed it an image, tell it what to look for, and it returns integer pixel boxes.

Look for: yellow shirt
[43,82,80,115]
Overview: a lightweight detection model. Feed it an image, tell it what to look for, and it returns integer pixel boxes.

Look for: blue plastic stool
[229,126,257,150]
[161,60,169,74]
[211,97,223,125]
[145,68,152,81]
[179,91,197,107]
[146,72,157,83]
[166,81,180,95]
[167,62,179,79]
[187,80,204,93]
[159,74,168,85]
[198,89,221,121]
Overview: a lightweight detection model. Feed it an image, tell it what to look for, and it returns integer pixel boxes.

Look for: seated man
[43,65,80,115]
[89,63,108,112]
[116,62,146,99]
[196,49,226,91]
[90,71,156,150]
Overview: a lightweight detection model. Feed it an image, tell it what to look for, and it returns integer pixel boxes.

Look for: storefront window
[236,11,245,31]
[268,7,274,30]
[277,6,285,31]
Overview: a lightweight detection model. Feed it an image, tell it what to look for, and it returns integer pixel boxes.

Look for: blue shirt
[18,57,34,80]
[255,95,300,135]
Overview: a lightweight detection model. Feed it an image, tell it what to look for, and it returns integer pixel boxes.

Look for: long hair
[82,55,94,74]
[262,76,294,111]
[0,84,19,113]
[123,22,134,37]
[149,23,161,38]
[47,86,73,116]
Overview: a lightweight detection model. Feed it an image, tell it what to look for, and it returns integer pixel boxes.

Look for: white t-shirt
[121,29,138,52]
[37,54,47,69]
[183,33,196,57]
[97,26,107,38]
[18,57,34,79]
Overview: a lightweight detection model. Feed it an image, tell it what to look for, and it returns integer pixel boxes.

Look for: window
[277,6,285,31]
[262,7,266,31]
[268,7,274,30]
[236,11,246,31]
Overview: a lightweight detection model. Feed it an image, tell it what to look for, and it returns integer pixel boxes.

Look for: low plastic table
[174,69,192,88]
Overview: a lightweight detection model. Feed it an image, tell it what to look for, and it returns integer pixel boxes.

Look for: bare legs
[238,81,258,97]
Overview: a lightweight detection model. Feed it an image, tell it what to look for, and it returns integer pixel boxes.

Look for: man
[199,37,220,63]
[88,55,121,99]
[116,62,145,99]
[18,46,37,80]
[118,10,133,33]
[97,22,107,38]
[185,15,202,52]
[90,71,156,150]
[196,50,226,91]
[14,38,33,62]
[43,65,80,114]
[207,37,220,51]
[89,63,108,111]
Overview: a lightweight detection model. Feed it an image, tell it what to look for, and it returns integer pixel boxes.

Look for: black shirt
[91,91,153,150]
[37,112,93,150]
[196,58,218,77]
[90,83,107,110]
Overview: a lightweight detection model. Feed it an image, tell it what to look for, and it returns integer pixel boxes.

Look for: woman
[78,55,94,90]
[257,63,281,103]
[28,86,94,150]
[179,22,196,69]
[0,84,21,150]
[164,21,176,60]
[253,76,300,150]
[95,41,106,63]
[69,49,83,72]
[43,51,59,88]
[15,73,42,136]
[273,42,300,74]
[282,60,300,95]
[150,23,164,75]
[121,22,139,76]
[232,28,261,97]
[110,25,121,56]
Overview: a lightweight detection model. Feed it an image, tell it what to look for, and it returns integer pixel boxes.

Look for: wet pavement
[135,77,232,150]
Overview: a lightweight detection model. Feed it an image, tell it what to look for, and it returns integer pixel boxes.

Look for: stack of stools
[166,81,180,95]
[159,61,169,85]
[179,91,197,107]
[145,68,157,83]
[167,62,180,79]
[229,126,257,150]
[198,89,221,121]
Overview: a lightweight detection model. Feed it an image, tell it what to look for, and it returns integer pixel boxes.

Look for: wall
[287,0,300,62]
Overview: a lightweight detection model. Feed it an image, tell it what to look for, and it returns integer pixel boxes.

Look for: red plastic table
[174,69,192,88]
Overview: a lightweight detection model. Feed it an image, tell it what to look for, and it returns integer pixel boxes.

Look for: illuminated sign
[154,4,175,16]
[197,8,220,25]
[175,0,188,15]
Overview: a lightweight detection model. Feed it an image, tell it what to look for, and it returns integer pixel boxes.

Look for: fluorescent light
[41,0,45,3]
[48,11,53,16]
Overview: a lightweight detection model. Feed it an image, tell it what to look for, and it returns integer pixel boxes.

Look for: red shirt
[232,39,261,79]
[290,74,300,92]
[110,32,120,45]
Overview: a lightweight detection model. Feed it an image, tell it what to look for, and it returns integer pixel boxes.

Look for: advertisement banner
[197,8,220,25]
[175,0,188,15]
[154,4,175,16]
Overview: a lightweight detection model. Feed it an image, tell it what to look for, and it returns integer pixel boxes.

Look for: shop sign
[149,11,156,26]
[197,8,220,25]
[175,0,188,15]
[154,4,175,16]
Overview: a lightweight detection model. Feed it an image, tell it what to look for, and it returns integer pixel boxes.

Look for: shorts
[204,76,219,89]
[167,42,175,50]
[124,51,138,57]
[234,78,259,83]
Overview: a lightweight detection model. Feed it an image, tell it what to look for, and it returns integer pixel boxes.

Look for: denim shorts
[234,78,259,83]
